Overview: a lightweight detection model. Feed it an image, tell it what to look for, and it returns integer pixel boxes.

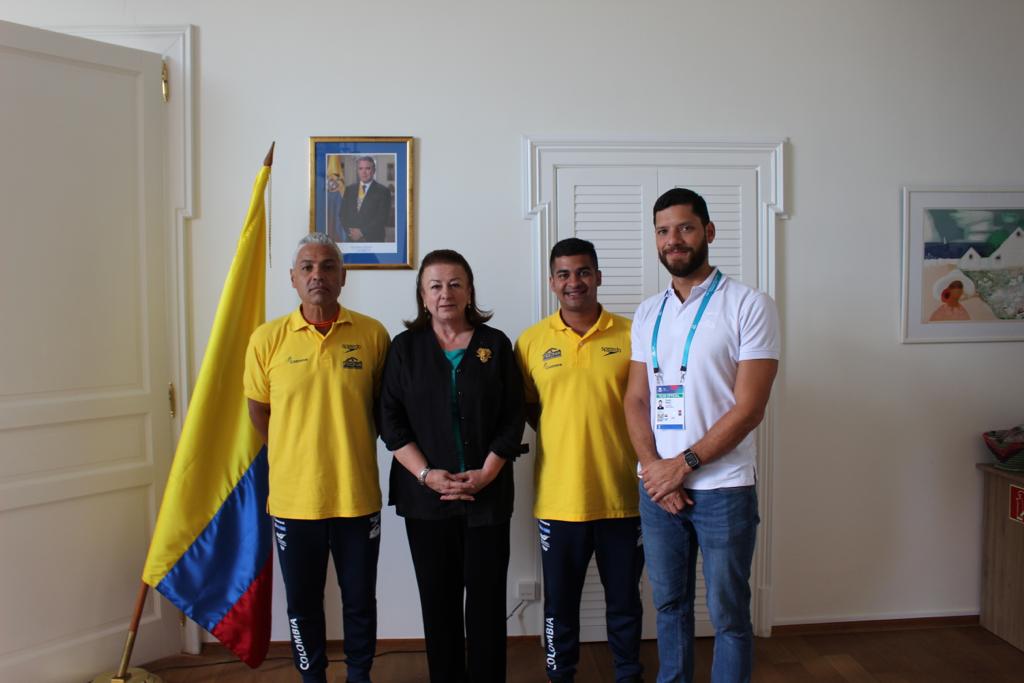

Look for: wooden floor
[142,627,1024,682]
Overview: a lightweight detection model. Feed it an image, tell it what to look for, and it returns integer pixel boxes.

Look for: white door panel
[0,19,177,681]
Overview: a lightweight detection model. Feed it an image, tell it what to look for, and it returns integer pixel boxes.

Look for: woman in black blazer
[379,249,525,683]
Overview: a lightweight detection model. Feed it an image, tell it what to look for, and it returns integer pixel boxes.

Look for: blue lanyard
[650,269,722,379]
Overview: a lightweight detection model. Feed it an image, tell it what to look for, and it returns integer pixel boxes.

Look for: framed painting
[309,136,413,269]
[901,187,1024,342]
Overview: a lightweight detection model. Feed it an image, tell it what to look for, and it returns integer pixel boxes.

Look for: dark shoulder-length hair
[404,249,494,330]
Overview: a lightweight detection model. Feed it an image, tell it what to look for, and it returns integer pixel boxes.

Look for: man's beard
[658,239,709,278]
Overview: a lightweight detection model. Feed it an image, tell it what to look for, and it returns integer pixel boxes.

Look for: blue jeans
[639,484,759,683]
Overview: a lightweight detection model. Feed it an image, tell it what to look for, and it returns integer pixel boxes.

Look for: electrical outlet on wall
[516,580,539,601]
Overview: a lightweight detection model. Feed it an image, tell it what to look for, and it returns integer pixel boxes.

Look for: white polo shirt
[630,269,780,489]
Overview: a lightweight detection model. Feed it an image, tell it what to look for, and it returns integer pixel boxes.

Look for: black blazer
[339,180,391,242]
[379,324,525,526]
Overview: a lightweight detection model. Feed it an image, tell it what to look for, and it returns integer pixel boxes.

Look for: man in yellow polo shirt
[244,232,389,683]
[515,238,644,683]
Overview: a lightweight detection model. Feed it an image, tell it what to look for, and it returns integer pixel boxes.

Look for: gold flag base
[92,589,165,683]
[90,667,164,683]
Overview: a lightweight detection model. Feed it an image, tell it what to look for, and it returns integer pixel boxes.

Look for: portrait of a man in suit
[339,155,394,243]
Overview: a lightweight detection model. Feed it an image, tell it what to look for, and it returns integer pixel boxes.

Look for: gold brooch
[476,348,492,363]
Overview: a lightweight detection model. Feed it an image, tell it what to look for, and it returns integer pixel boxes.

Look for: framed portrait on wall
[900,187,1024,343]
[309,136,413,269]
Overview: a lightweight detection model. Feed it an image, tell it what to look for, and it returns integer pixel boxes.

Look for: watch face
[685,451,700,469]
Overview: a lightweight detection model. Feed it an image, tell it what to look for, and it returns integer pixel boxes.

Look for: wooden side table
[977,464,1024,652]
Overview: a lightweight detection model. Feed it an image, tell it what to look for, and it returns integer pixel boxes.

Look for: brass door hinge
[161,60,169,102]
[168,382,176,418]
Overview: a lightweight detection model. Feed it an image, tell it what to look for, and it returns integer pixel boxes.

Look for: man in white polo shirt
[624,188,779,683]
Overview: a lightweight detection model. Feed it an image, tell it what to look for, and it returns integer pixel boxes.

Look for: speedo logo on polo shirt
[287,355,309,364]
[601,346,622,356]
[542,347,562,369]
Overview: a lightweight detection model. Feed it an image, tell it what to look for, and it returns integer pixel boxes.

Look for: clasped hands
[639,457,695,515]
[424,468,494,501]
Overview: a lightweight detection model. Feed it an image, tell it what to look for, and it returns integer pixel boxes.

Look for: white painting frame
[901,187,1024,343]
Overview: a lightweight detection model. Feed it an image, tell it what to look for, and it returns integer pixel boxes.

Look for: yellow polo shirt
[515,309,638,521]
[243,307,389,519]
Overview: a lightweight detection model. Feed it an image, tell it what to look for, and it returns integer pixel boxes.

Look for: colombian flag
[142,148,274,667]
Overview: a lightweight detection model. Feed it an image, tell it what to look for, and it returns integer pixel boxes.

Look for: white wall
[4,0,1023,637]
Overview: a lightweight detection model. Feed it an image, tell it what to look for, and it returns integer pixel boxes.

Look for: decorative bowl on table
[983,425,1024,471]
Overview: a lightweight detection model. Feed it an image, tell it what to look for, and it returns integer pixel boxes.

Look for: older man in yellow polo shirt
[515,238,644,683]
[244,232,389,683]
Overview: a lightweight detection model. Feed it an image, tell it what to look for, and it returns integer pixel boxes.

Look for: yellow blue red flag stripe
[142,156,272,667]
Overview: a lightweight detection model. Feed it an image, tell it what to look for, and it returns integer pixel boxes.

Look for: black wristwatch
[683,448,701,471]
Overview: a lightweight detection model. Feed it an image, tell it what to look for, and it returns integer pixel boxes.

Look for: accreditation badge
[654,384,685,430]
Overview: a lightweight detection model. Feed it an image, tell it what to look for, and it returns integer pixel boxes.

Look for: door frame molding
[523,137,787,636]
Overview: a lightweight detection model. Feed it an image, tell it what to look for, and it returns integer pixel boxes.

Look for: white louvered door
[554,164,761,642]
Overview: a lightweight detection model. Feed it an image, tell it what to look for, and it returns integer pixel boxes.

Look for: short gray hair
[292,232,344,267]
